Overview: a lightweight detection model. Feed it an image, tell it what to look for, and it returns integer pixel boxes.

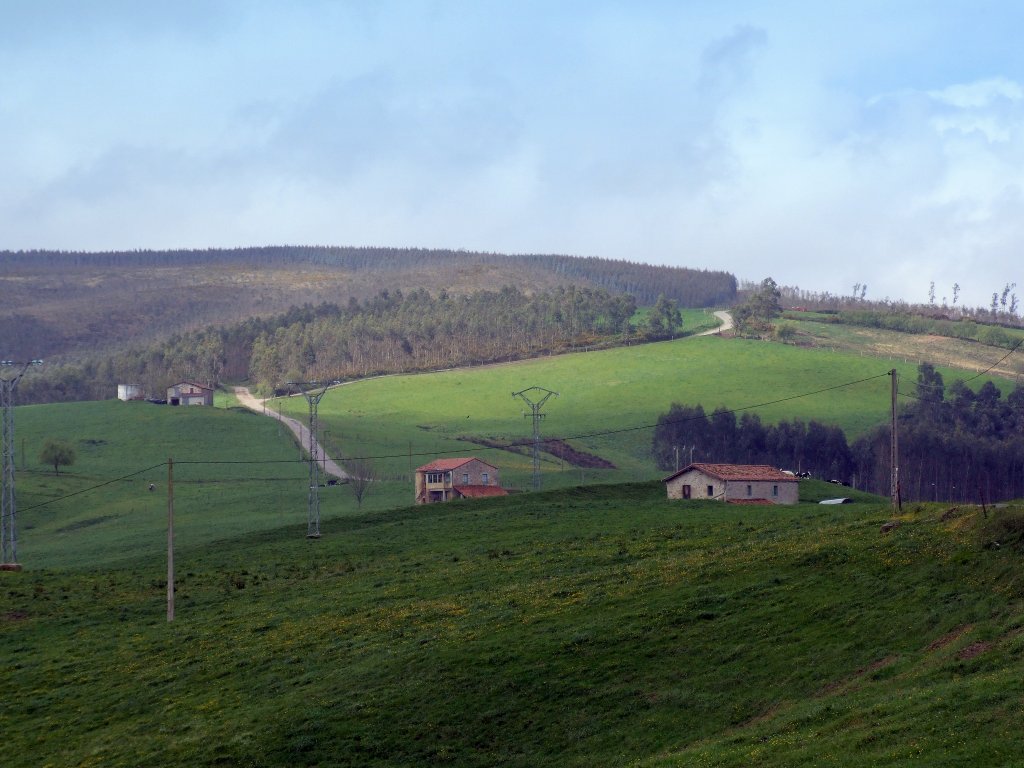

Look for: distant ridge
[0,245,736,307]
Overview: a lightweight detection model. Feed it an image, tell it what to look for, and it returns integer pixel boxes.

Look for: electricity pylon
[2,360,43,568]
[512,386,558,491]
[286,380,337,538]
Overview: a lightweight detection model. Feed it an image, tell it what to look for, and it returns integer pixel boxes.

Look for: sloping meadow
[3,482,1022,767]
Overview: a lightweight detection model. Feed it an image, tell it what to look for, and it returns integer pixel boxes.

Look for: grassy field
[3,481,1023,767]
[277,334,1014,493]
[10,331,1016,572]
[13,400,313,570]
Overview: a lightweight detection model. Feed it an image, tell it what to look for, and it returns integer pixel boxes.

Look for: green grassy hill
[11,331,1015,571]
[3,481,1023,767]
[281,334,1014,493]
[13,399,314,570]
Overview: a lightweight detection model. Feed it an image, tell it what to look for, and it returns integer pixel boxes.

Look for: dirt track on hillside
[233,387,349,481]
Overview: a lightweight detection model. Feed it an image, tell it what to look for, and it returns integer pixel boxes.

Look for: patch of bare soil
[957,641,993,660]
[926,624,973,652]
[458,436,616,469]
[816,655,899,698]
[542,439,617,469]
[2,611,28,622]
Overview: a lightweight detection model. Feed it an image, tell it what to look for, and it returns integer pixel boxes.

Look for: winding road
[233,386,349,481]
[698,310,734,336]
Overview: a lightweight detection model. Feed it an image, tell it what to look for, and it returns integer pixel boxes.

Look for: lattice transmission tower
[287,380,336,538]
[2,360,42,568]
[513,386,558,491]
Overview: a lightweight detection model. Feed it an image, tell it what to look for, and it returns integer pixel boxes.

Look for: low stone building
[414,457,507,504]
[663,463,799,504]
[166,381,214,406]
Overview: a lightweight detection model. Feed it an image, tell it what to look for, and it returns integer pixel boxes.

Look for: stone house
[414,457,507,504]
[166,381,214,406]
[663,463,799,504]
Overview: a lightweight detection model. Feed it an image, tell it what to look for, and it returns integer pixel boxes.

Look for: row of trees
[17,286,693,403]
[651,363,1024,502]
[652,405,855,481]
[758,280,1023,326]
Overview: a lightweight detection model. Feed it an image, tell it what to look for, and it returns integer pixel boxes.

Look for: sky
[2,1,1022,308]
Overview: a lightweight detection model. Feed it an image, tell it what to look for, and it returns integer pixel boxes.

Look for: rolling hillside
[9,326,1018,572]
[3,480,1022,767]
[3,321,1023,766]
[0,247,736,362]
[279,333,1017,494]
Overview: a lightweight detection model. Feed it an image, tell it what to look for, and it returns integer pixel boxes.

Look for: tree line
[652,363,1024,503]
[17,286,696,403]
[652,404,855,481]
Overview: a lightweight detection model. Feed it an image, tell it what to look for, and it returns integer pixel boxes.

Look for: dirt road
[698,310,734,336]
[232,386,349,481]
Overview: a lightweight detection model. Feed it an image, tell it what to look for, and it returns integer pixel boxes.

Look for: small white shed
[117,384,143,401]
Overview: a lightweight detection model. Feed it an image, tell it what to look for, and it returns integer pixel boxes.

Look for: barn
[166,381,214,406]
[663,463,799,504]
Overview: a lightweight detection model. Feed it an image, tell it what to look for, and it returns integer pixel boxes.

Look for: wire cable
[19,463,167,512]
[16,369,896,507]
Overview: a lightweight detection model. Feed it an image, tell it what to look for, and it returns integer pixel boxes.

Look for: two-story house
[414,457,507,504]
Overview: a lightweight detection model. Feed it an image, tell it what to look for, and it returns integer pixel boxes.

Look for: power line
[14,368,899,512]
[18,463,167,512]
[911,338,1023,393]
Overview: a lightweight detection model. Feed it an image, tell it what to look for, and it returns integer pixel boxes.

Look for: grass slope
[13,400,315,570]
[3,483,1022,767]
[284,335,1012,492]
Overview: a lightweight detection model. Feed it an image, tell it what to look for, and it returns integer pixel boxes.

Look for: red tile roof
[663,463,798,483]
[416,457,496,473]
[454,486,508,498]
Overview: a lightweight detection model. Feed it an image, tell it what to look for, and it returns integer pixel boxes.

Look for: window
[707,485,714,497]
[746,485,752,496]
[426,472,445,484]
[462,473,470,485]
[772,485,779,497]
[482,472,489,485]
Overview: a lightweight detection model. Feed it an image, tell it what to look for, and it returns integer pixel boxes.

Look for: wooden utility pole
[167,457,174,622]
[890,369,901,512]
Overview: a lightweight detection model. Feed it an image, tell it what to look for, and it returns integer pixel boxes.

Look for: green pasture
[9,333,1014,572]
[630,306,720,335]
[11,400,346,570]
[278,335,1010,492]
[3,480,1022,767]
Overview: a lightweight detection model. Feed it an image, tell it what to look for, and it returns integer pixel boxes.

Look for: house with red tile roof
[414,457,507,504]
[662,463,798,504]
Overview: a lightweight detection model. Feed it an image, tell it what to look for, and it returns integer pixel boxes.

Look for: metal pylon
[512,386,558,491]
[287,380,335,538]
[2,360,42,567]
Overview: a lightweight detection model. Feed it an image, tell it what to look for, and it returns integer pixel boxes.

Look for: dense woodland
[1,246,738,306]
[856,364,1024,503]
[652,363,1024,503]
[15,286,695,402]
